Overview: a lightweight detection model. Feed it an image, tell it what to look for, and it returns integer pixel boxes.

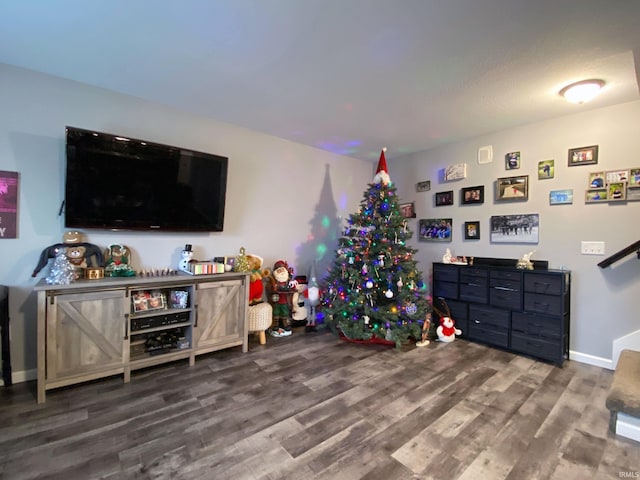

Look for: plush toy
[31,231,103,277]
[65,245,87,268]
[291,275,308,325]
[246,254,268,305]
[267,260,295,337]
[437,316,461,342]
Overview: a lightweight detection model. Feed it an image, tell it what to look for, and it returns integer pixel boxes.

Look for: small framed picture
[399,202,416,218]
[461,185,484,205]
[588,171,605,188]
[464,221,480,240]
[549,189,573,205]
[435,190,454,206]
[416,180,431,192]
[627,188,640,201]
[505,151,521,170]
[568,145,598,166]
[444,163,467,181]
[606,170,629,183]
[608,182,626,201]
[538,160,554,179]
[496,175,529,201]
[585,189,607,202]
[419,218,452,242]
[630,168,640,187]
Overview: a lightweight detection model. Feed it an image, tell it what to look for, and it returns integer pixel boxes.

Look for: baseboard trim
[0,368,36,386]
[617,413,640,443]
[569,350,614,370]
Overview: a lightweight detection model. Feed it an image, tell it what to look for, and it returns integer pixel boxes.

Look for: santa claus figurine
[267,260,295,337]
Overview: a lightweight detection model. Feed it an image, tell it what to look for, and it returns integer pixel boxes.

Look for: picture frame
[505,151,521,170]
[568,145,598,166]
[606,170,629,183]
[585,189,607,202]
[415,180,431,192]
[538,160,554,179]
[496,175,529,201]
[464,221,480,240]
[490,214,539,244]
[399,202,416,218]
[630,168,640,187]
[607,182,626,201]
[435,190,454,206]
[549,189,573,205]
[444,163,467,181]
[419,218,452,242]
[588,171,605,188]
[461,185,484,205]
[626,188,640,201]
[132,290,166,312]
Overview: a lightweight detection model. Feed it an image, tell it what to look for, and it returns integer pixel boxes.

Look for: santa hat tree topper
[373,147,391,186]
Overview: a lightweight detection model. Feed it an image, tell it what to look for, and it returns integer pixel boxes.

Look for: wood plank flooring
[0,328,638,479]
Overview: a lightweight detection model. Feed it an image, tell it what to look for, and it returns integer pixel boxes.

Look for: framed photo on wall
[419,218,452,241]
[549,189,573,205]
[496,175,529,201]
[505,151,521,170]
[399,202,416,218]
[461,185,484,204]
[538,160,554,179]
[464,221,480,240]
[568,145,598,166]
[435,190,454,206]
[490,214,539,244]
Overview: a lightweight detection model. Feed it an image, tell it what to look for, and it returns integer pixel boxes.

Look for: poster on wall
[0,171,18,239]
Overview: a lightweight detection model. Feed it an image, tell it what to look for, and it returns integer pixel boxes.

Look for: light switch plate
[581,241,605,255]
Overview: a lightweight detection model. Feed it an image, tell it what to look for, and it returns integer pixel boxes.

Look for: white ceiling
[1,0,639,162]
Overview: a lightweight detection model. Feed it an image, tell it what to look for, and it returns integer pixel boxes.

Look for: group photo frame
[461,185,484,205]
[490,213,539,244]
[418,218,452,242]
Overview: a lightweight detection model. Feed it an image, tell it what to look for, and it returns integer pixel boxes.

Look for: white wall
[392,100,640,367]
[0,63,371,379]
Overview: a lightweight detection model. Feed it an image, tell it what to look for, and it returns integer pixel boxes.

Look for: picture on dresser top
[490,214,539,244]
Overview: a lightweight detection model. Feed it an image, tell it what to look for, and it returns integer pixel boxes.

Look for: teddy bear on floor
[436,316,461,342]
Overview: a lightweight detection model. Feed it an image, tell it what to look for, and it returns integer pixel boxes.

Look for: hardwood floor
[0,328,638,480]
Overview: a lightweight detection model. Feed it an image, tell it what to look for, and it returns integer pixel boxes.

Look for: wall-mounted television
[64,126,228,232]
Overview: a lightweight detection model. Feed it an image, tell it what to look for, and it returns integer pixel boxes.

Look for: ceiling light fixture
[559,79,605,104]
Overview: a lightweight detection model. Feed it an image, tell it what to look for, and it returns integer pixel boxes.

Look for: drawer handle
[494,286,516,291]
[534,301,550,308]
[474,320,481,324]
[468,282,481,287]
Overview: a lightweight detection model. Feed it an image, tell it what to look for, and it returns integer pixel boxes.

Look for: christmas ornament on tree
[45,249,76,285]
[320,148,432,347]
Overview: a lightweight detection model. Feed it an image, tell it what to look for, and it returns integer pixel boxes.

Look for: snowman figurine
[178,244,194,273]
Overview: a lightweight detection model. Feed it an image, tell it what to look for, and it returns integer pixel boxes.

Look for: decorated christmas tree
[320,149,432,347]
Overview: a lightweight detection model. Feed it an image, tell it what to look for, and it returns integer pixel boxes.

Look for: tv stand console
[34,271,249,403]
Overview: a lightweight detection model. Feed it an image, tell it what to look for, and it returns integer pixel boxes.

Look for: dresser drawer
[511,332,562,363]
[434,281,458,299]
[512,312,561,339]
[524,273,563,295]
[489,278,522,310]
[524,293,564,316]
[490,270,522,282]
[469,304,510,330]
[460,283,488,303]
[433,264,459,283]
[467,324,509,348]
[446,299,468,336]
[460,267,488,281]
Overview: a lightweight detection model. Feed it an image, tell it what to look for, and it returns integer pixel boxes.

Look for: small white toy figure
[437,316,462,342]
[291,276,308,324]
[178,244,194,273]
[305,261,320,333]
[442,248,452,263]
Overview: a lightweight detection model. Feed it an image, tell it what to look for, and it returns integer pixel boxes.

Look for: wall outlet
[581,241,605,255]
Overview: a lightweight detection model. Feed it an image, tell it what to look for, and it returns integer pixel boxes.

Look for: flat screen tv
[64,126,228,232]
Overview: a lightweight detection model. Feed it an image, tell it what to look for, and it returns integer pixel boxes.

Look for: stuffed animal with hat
[436,316,461,342]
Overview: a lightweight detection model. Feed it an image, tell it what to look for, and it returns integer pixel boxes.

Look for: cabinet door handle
[194,304,198,327]
[124,314,129,340]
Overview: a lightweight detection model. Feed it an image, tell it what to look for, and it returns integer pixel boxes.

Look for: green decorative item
[234,247,250,273]
[320,148,432,348]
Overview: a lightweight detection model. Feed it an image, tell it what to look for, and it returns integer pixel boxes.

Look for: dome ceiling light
[559,79,605,104]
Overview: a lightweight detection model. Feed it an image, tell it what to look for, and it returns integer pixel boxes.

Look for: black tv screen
[64,126,228,232]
